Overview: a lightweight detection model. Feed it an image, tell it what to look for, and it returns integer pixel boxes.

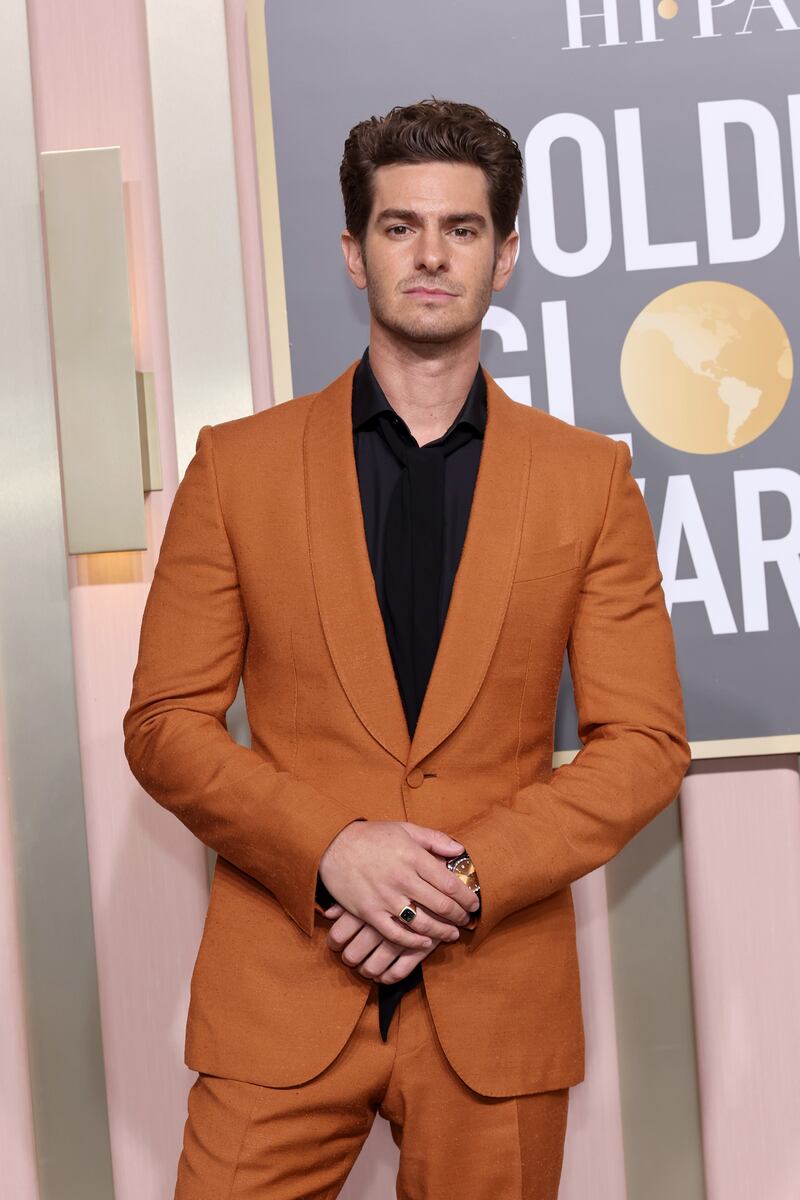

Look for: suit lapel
[407,373,531,769]
[304,361,531,771]
[305,361,411,765]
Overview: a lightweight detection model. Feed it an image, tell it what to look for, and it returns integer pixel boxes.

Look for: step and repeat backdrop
[257,0,800,755]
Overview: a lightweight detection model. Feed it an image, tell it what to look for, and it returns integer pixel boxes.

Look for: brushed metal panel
[606,800,706,1199]
[41,146,145,553]
[0,5,116,1198]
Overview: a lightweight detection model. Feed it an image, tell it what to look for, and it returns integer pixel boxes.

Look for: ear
[492,228,519,294]
[341,229,368,290]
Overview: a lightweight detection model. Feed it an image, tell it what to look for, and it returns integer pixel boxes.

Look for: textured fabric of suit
[173,983,569,1199]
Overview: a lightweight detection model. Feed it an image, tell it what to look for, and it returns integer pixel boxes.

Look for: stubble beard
[363,256,495,348]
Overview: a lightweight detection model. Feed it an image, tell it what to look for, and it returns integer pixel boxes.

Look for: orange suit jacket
[123,359,690,1097]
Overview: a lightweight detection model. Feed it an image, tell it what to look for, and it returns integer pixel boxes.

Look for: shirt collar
[352,347,486,438]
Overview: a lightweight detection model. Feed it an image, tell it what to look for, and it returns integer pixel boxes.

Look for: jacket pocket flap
[513,539,581,582]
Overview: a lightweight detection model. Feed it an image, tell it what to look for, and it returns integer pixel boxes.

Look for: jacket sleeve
[450,438,691,953]
[122,423,364,937]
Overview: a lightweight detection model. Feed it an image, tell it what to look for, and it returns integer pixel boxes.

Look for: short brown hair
[340,98,523,245]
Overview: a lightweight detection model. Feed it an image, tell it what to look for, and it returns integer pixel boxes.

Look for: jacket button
[406,767,424,788]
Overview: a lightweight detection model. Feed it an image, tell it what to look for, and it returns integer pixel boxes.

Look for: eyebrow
[375,208,488,228]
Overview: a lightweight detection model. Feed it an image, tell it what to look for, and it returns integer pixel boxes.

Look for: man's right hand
[318,820,479,950]
[322,902,452,982]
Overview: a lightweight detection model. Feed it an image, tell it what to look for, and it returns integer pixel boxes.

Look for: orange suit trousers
[173,981,569,1199]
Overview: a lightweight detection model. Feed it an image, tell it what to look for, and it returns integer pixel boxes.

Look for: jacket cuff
[461,847,482,931]
[448,796,563,951]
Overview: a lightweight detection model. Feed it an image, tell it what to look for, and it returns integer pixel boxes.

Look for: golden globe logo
[621,281,792,453]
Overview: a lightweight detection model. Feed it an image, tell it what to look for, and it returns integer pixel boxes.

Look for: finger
[369,909,434,951]
[323,903,345,918]
[376,946,429,984]
[340,924,384,966]
[415,853,478,917]
[356,939,405,980]
[393,862,473,933]
[411,903,461,942]
[386,900,461,943]
[326,911,366,950]
[403,822,464,857]
[385,892,464,942]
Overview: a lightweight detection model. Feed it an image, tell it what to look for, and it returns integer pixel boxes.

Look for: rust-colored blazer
[123,360,690,1097]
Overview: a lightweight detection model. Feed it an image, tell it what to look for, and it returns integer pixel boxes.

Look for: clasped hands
[317,819,479,986]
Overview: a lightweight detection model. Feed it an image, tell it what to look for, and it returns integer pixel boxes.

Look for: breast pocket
[513,539,581,583]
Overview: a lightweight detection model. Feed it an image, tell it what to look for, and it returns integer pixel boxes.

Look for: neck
[367,320,481,446]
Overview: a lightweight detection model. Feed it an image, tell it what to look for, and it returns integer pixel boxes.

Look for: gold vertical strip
[688,734,800,759]
[246,0,294,405]
[1,4,115,1198]
[554,733,800,768]
[136,371,162,493]
[605,800,706,1199]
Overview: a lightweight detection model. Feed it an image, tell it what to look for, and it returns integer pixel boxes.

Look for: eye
[387,224,412,236]
[451,227,476,239]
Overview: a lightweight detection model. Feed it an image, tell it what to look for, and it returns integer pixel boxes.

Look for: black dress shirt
[317,347,485,1041]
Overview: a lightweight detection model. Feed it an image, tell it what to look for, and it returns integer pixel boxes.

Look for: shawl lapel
[303,360,531,771]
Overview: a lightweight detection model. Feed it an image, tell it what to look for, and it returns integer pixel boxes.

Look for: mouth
[404,287,458,300]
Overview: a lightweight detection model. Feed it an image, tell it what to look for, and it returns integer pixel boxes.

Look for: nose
[414,227,449,274]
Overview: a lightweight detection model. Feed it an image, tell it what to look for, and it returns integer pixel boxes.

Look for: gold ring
[397,902,417,923]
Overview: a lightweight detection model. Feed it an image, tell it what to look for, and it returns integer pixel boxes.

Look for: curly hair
[340,97,523,244]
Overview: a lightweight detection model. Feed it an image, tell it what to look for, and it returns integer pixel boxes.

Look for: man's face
[341,160,518,345]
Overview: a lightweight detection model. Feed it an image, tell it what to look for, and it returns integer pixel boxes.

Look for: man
[123,99,690,1198]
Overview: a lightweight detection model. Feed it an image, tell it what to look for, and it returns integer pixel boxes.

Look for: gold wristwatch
[445,853,480,896]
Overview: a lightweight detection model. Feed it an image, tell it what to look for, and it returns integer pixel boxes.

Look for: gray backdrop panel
[264,0,800,747]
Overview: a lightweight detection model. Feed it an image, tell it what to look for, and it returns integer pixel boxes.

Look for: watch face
[448,856,479,890]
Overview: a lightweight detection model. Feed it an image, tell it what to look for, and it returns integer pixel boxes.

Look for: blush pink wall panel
[682,758,800,1200]
[225,0,274,413]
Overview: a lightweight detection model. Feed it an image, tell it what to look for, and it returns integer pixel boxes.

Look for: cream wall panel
[144,0,254,475]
